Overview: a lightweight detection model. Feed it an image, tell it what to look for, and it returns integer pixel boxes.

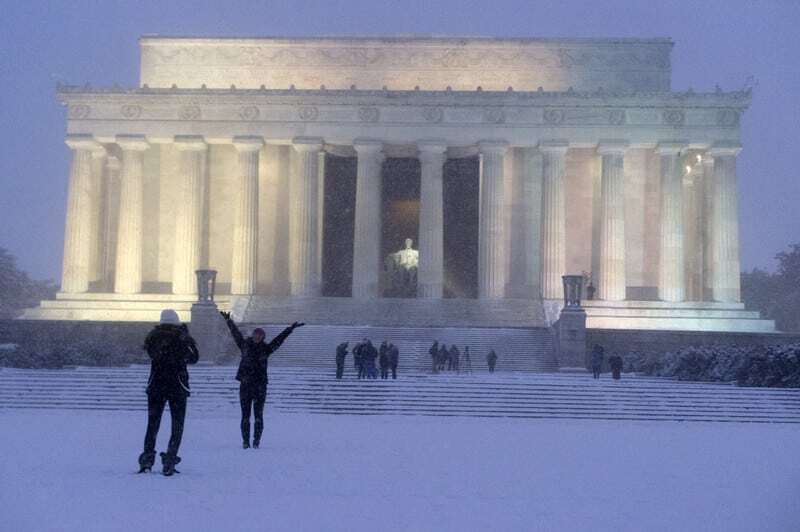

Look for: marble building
[23,35,774,332]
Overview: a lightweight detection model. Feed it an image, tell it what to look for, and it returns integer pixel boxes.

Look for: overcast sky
[1,0,798,281]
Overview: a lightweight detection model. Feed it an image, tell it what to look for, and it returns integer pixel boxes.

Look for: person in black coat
[379,341,390,379]
[364,340,379,379]
[335,342,348,379]
[429,341,439,374]
[138,309,199,476]
[608,355,624,380]
[389,343,399,379]
[487,350,498,373]
[221,311,304,449]
[354,339,366,379]
[591,344,605,379]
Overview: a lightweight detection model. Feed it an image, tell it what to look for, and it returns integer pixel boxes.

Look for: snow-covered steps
[1,366,798,423]
[225,324,557,372]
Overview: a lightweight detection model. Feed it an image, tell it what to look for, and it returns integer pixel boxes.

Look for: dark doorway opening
[321,154,356,296]
[381,158,421,297]
[443,156,479,298]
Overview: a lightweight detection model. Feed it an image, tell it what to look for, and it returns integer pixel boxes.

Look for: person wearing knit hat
[220,311,304,449]
[138,308,199,476]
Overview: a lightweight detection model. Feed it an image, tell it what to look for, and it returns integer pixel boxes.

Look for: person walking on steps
[389,343,399,379]
[221,312,304,449]
[335,342,348,379]
[608,354,624,381]
[138,309,199,476]
[487,349,498,373]
[463,346,473,374]
[379,341,390,380]
[450,345,460,373]
[591,344,605,379]
[429,341,440,374]
[439,343,449,372]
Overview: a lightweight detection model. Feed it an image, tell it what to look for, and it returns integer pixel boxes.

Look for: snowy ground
[1,409,798,532]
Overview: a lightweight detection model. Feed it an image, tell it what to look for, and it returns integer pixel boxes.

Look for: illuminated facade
[24,35,774,332]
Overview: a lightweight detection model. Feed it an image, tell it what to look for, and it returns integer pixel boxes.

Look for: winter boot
[252,439,260,449]
[137,451,156,473]
[243,441,250,449]
[160,452,181,477]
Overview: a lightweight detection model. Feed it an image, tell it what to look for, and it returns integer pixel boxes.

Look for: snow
[1,409,798,532]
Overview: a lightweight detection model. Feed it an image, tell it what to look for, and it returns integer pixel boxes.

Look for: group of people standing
[427,341,498,373]
[336,340,400,380]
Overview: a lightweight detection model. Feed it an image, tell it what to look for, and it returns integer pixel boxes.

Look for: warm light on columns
[417,140,447,299]
[352,139,385,299]
[231,136,264,295]
[597,141,628,301]
[539,140,569,299]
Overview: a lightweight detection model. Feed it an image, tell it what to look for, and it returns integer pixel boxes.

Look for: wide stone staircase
[2,365,798,423]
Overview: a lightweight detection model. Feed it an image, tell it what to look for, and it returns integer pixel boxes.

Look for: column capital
[232,136,264,152]
[708,142,742,157]
[655,141,688,155]
[353,138,384,155]
[701,154,715,168]
[597,140,629,155]
[538,140,569,154]
[478,140,509,154]
[91,146,108,159]
[65,134,101,152]
[292,137,324,152]
[116,134,149,151]
[174,135,207,151]
[417,139,448,155]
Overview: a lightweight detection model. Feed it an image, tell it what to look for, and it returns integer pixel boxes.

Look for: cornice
[56,84,751,109]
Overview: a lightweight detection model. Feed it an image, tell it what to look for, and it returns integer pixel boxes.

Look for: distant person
[335,342,348,379]
[608,355,624,380]
[591,344,605,379]
[138,309,199,476]
[429,341,440,374]
[389,343,399,379]
[463,346,472,374]
[439,344,449,371]
[379,341,390,380]
[354,339,367,379]
[221,312,304,449]
[486,350,498,373]
[450,345,460,372]
[365,340,379,379]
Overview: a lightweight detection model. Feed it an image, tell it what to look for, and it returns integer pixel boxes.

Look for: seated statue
[384,238,419,297]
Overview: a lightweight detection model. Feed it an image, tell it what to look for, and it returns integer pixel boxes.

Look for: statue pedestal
[555,307,587,369]
[190,301,224,361]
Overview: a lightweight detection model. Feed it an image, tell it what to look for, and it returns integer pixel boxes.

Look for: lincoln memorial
[24,35,774,333]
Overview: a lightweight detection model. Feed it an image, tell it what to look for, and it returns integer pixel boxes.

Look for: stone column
[539,140,569,299]
[351,139,385,299]
[103,156,121,289]
[417,140,447,298]
[709,143,742,303]
[290,137,323,297]
[172,136,207,295]
[230,136,263,295]
[701,155,715,301]
[114,135,149,295]
[597,141,628,301]
[61,135,101,293]
[88,146,108,285]
[657,142,686,302]
[478,141,508,299]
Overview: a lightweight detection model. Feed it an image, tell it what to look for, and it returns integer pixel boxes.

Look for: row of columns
[60,134,742,304]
